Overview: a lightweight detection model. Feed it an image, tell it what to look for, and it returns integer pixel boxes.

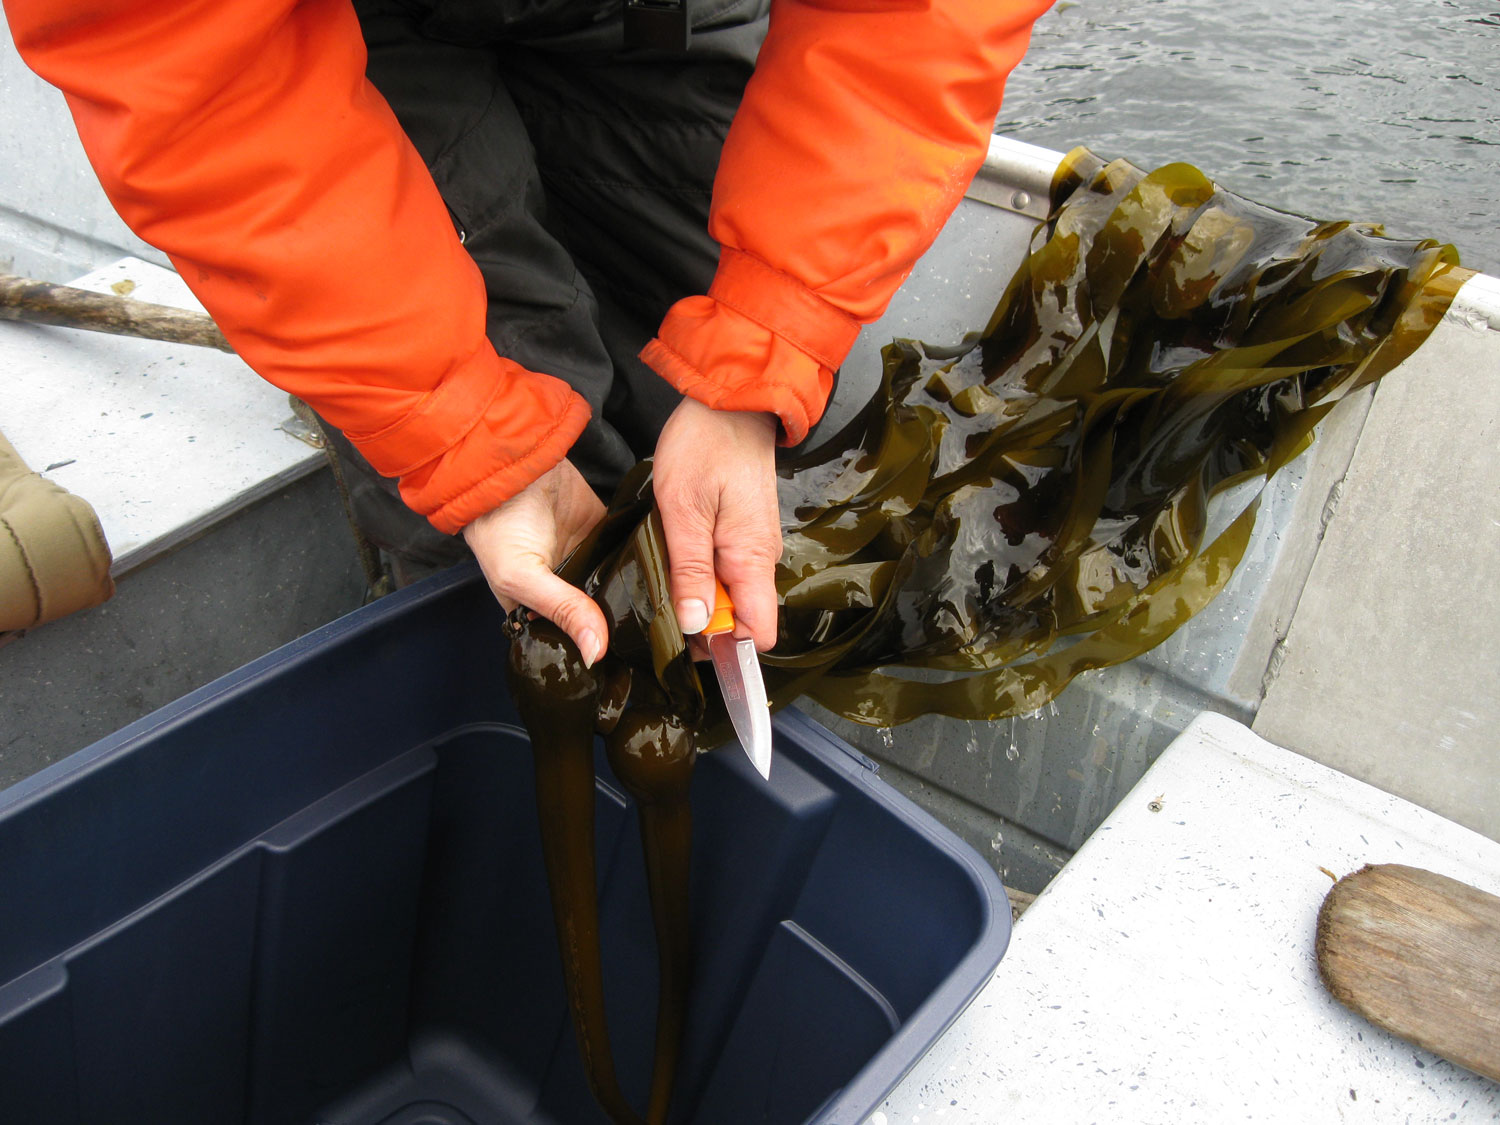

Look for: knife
[702,580,773,780]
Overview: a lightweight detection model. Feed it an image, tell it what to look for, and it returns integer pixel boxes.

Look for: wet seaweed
[505,148,1467,1123]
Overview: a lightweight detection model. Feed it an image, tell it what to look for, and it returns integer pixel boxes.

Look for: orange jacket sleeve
[641,0,1052,445]
[4,0,589,534]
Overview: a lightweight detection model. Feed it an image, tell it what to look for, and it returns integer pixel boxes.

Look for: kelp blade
[549,147,1464,736]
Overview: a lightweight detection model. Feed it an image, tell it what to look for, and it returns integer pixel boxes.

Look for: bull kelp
[506,149,1467,1123]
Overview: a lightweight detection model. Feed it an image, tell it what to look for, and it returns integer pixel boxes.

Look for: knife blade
[703,581,773,780]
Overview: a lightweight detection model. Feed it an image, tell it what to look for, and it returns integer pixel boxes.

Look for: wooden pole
[1317,863,1500,1083]
[0,273,231,352]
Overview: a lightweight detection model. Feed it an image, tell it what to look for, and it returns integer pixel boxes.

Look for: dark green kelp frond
[768,148,1463,728]
[531,149,1466,741]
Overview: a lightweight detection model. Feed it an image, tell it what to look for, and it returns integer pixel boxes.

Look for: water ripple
[1000,0,1500,271]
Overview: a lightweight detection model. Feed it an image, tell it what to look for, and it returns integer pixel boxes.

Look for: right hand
[461,457,608,666]
[652,397,781,653]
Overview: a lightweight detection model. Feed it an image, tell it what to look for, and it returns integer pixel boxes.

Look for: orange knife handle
[704,579,735,636]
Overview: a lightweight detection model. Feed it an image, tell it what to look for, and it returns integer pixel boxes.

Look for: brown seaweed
[505,148,1467,1124]
[764,150,1464,728]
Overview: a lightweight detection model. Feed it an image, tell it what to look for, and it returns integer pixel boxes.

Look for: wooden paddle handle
[1317,863,1500,1083]
[0,273,231,352]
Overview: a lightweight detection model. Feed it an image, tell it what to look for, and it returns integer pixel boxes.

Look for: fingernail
[677,599,709,634]
[580,629,603,668]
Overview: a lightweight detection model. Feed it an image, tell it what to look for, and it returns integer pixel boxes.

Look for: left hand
[461,457,608,667]
[652,397,781,652]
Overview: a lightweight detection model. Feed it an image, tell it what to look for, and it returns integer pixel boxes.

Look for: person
[5,0,1051,666]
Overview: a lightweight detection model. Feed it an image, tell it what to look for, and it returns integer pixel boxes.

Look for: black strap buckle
[623,0,691,50]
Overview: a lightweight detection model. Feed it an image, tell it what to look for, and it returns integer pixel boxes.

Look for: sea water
[1002,0,1499,273]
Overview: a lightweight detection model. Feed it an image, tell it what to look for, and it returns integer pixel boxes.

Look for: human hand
[462,457,608,666]
[652,397,781,652]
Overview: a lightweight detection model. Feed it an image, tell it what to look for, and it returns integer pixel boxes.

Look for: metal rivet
[1012,190,1032,212]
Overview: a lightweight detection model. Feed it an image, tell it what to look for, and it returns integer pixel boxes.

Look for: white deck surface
[873,712,1500,1124]
[4,258,320,573]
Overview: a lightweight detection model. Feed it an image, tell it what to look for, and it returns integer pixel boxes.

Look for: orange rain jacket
[7,0,1051,534]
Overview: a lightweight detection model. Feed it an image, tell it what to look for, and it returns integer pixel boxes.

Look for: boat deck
[878,713,1500,1123]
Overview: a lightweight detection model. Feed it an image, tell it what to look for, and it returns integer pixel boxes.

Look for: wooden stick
[0,273,231,352]
[1317,863,1500,1083]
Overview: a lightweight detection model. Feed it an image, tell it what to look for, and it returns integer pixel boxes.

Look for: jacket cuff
[347,360,591,535]
[640,247,854,446]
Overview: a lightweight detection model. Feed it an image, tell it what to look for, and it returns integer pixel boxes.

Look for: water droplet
[1048,699,1060,718]
[990,831,1004,853]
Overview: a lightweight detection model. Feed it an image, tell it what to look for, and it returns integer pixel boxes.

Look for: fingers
[657,479,718,635]
[462,458,608,666]
[707,495,781,651]
[657,497,781,648]
[654,400,781,652]
[496,564,609,668]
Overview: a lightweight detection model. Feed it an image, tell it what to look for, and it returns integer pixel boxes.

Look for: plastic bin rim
[0,564,480,817]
